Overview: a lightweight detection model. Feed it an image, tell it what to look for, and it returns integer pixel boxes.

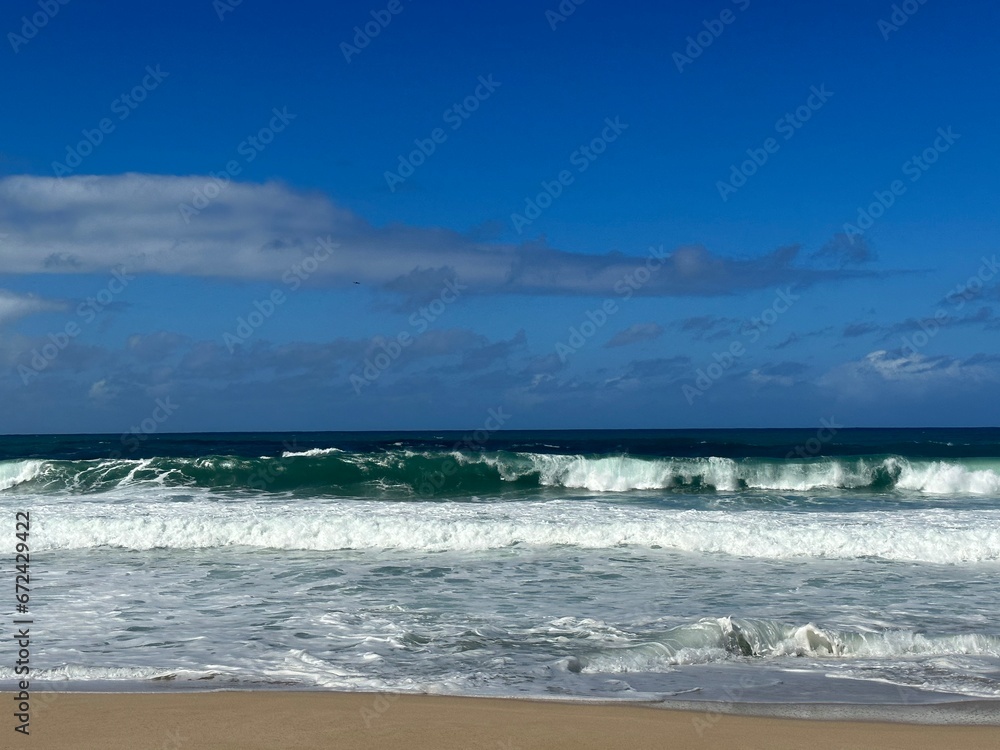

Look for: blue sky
[2,0,999,432]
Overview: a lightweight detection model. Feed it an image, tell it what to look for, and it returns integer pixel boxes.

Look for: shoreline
[7,691,1000,750]
[9,687,1000,721]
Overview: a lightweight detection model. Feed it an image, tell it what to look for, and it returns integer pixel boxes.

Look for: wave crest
[2,452,999,497]
[26,500,1000,562]
[578,616,1000,673]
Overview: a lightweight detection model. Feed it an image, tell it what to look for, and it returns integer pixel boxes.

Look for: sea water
[1,429,999,705]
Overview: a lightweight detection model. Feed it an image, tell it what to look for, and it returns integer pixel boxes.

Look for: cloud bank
[0,174,872,300]
[0,289,64,325]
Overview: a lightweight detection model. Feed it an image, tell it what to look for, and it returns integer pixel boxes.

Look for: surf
[2,452,999,497]
[25,497,1000,562]
[576,616,1000,671]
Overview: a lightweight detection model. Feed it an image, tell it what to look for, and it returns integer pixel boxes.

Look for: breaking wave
[25,499,1000,562]
[575,616,1000,677]
[2,452,999,497]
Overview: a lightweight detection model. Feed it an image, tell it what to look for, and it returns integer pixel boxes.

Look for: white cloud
[0,174,868,299]
[605,322,663,348]
[88,378,115,401]
[819,350,1000,399]
[747,369,795,387]
[0,289,64,325]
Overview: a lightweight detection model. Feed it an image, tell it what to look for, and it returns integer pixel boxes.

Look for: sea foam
[27,499,1000,563]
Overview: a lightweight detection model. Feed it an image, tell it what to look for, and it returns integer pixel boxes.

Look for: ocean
[2,428,1000,705]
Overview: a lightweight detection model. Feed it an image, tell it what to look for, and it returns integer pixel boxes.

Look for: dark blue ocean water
[4,427,1000,462]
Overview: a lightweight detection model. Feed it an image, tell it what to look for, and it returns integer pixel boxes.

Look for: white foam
[579,617,1000,674]
[0,664,190,681]
[896,460,1000,495]
[28,500,1000,562]
[280,447,344,458]
[0,459,46,491]
[492,454,1000,495]
[511,455,742,492]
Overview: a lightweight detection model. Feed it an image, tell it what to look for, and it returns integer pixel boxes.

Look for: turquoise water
[2,429,1000,703]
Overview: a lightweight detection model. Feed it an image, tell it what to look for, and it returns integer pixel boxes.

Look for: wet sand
[9,691,1000,750]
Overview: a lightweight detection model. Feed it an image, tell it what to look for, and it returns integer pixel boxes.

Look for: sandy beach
[9,692,1000,750]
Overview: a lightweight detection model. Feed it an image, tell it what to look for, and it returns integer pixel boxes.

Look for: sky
[1,0,999,433]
